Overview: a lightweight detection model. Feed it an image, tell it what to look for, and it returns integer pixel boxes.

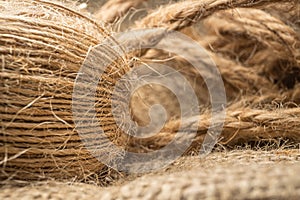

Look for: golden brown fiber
[0,0,129,183]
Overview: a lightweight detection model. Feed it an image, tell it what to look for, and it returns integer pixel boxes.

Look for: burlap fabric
[1,149,299,199]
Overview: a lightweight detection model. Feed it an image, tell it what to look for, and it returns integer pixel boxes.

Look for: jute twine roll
[0,0,130,183]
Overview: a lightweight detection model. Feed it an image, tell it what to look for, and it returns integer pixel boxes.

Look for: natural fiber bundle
[201,8,300,89]
[203,8,300,65]
[129,0,299,132]
[0,0,129,183]
[135,0,300,95]
[264,2,300,32]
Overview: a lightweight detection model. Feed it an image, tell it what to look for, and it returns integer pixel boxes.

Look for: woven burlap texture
[1,149,299,200]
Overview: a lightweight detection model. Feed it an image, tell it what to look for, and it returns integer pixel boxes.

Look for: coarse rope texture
[0,0,300,199]
[137,0,299,31]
